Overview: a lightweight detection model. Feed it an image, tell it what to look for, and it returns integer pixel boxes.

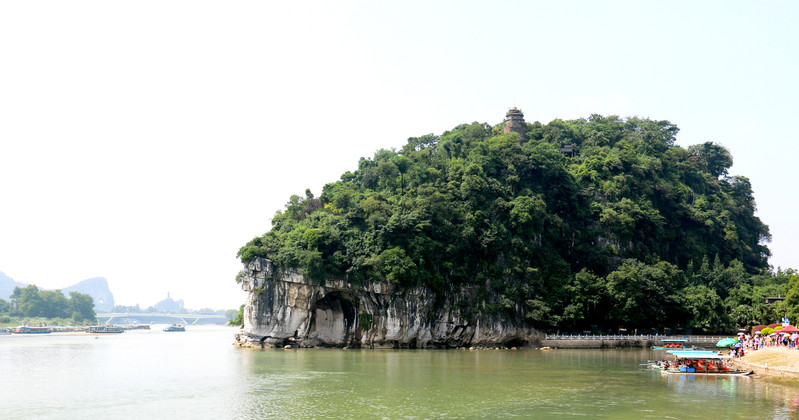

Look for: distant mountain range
[0,271,26,302]
[61,277,115,312]
[0,271,115,312]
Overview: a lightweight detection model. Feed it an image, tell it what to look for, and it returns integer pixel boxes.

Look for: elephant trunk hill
[235,111,775,346]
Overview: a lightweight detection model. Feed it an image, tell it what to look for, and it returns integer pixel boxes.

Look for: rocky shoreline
[234,257,543,349]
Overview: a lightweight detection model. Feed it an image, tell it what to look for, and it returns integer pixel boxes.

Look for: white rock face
[234,257,542,348]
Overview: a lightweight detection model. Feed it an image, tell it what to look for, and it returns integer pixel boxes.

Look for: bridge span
[96,313,228,325]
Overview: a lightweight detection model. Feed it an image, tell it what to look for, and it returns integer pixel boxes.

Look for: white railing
[544,334,726,342]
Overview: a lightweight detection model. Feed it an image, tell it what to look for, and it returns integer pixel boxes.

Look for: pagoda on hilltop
[503,107,526,139]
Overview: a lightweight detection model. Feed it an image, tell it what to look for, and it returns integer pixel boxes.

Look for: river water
[2,326,798,419]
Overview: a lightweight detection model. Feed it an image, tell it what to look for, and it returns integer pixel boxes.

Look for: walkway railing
[544,334,726,342]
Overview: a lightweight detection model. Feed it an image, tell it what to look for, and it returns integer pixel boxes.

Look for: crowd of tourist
[732,328,799,357]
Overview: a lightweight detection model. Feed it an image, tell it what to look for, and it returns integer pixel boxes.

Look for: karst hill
[235,110,772,348]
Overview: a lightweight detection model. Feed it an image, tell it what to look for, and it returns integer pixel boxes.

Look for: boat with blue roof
[11,326,51,334]
[655,350,753,376]
[163,324,185,332]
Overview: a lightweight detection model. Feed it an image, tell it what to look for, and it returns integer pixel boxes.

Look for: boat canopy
[661,339,688,342]
[666,350,719,356]
[668,351,731,359]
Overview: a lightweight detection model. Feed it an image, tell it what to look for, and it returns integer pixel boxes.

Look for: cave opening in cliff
[504,338,526,348]
[307,292,356,347]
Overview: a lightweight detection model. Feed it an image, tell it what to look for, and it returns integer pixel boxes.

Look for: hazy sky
[1,1,797,310]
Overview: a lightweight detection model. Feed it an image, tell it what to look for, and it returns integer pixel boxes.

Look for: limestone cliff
[234,257,542,349]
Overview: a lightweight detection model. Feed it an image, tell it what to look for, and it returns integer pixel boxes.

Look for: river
[2,326,798,419]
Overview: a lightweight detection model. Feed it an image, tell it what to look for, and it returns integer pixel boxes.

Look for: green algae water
[2,327,798,419]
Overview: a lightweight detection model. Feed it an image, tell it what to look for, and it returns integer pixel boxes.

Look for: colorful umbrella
[716,337,738,347]
[776,325,799,334]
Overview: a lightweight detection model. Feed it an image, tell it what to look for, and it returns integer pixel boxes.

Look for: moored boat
[163,324,185,332]
[658,351,753,376]
[0,327,10,335]
[50,326,82,333]
[653,339,690,350]
[121,324,151,330]
[11,326,51,334]
[86,325,125,334]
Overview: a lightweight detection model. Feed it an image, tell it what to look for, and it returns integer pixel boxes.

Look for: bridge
[541,334,729,349]
[544,334,726,343]
[96,312,228,325]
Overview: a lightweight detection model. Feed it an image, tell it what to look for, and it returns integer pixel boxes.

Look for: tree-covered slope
[238,114,772,333]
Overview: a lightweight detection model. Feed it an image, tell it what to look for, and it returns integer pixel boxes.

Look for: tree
[560,269,607,330]
[68,291,97,323]
[229,304,245,326]
[5,285,96,322]
[40,290,69,318]
[11,285,45,317]
[225,308,239,320]
[725,270,789,329]
[785,273,799,324]
[367,247,417,285]
[606,260,684,330]
[0,298,10,314]
[681,285,731,333]
[688,142,733,178]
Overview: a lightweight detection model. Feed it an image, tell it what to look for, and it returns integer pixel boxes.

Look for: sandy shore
[734,347,799,380]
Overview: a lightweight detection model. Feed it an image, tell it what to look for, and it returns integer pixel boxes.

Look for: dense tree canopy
[2,285,97,323]
[239,114,776,333]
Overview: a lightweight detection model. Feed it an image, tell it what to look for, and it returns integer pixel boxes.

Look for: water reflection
[3,330,797,419]
[658,362,799,418]
[234,348,799,418]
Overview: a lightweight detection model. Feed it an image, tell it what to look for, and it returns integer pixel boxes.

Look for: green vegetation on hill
[238,114,787,333]
[0,284,97,324]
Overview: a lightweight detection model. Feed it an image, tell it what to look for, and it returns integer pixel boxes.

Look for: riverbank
[540,338,652,349]
[540,335,722,349]
[734,347,799,382]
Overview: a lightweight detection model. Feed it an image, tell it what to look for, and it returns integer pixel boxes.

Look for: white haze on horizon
[1,1,798,309]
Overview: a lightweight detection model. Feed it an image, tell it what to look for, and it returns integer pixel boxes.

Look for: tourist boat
[659,351,753,376]
[163,324,185,332]
[122,324,151,330]
[50,326,84,333]
[86,325,125,334]
[643,350,720,370]
[653,339,691,350]
[11,326,51,334]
